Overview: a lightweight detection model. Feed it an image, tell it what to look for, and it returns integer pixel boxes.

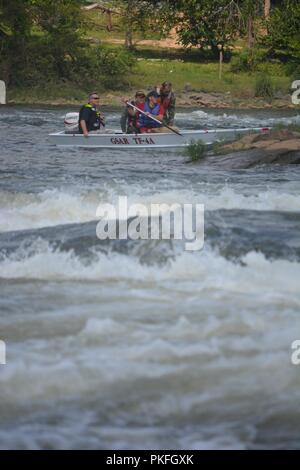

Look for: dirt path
[103,27,181,49]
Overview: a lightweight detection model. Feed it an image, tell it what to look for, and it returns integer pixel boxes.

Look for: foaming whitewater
[1,238,300,302]
[1,186,300,233]
[1,106,300,450]
[176,109,300,129]
[0,189,101,232]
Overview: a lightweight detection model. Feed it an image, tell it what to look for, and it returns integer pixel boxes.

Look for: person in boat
[149,81,176,126]
[120,91,146,134]
[78,93,105,137]
[139,91,165,133]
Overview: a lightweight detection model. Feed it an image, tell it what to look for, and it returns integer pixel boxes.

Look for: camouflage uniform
[160,90,176,126]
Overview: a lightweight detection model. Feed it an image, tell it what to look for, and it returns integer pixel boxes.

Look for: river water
[0,106,300,450]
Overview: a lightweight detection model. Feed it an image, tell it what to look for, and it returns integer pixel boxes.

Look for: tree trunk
[219,48,223,80]
[124,0,133,49]
[247,15,254,49]
[106,10,113,31]
[124,29,133,49]
[264,0,271,18]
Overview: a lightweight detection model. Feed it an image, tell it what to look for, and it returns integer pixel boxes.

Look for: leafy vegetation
[265,0,300,63]
[0,0,135,89]
[254,73,274,99]
[230,48,267,73]
[184,140,207,162]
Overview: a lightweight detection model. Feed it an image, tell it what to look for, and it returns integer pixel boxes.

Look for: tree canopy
[0,0,134,87]
[265,0,300,61]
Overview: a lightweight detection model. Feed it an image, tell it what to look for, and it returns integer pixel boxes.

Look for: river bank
[5,54,298,112]
[5,89,296,110]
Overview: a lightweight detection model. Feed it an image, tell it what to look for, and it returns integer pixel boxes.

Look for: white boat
[49,127,271,149]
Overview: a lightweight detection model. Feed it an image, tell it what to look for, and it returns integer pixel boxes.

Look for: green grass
[130,55,291,98]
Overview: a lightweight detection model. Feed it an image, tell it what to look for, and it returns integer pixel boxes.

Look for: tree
[265,0,300,61]
[166,0,244,78]
[113,0,170,49]
[0,0,32,82]
[0,0,31,37]
[235,0,266,49]
[30,0,86,77]
[0,0,135,89]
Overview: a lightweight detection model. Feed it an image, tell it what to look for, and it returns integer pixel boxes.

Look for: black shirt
[78,105,102,133]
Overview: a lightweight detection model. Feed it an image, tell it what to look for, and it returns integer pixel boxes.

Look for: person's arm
[80,120,89,137]
[121,98,135,116]
[127,108,136,117]
[99,113,106,127]
[145,106,164,122]
[156,105,165,122]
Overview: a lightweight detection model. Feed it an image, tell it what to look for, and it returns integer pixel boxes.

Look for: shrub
[78,46,136,89]
[255,74,274,100]
[230,48,267,73]
[184,140,207,161]
[285,60,300,80]
[6,38,136,90]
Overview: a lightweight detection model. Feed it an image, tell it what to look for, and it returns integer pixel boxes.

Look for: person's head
[88,92,100,106]
[135,91,146,103]
[148,90,158,105]
[161,81,172,94]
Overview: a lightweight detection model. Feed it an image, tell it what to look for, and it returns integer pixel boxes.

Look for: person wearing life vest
[120,91,146,134]
[79,92,105,137]
[151,81,176,126]
[140,91,165,133]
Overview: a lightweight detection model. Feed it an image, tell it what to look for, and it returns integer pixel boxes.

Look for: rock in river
[204,129,300,169]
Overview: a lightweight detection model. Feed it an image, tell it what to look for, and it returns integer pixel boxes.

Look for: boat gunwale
[49,127,271,138]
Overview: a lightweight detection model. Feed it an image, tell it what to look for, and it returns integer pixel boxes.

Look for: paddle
[126,101,182,137]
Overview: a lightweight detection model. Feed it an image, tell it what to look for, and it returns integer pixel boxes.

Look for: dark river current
[0,106,300,449]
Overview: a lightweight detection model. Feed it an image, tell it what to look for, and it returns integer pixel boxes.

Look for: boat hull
[48,128,270,149]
